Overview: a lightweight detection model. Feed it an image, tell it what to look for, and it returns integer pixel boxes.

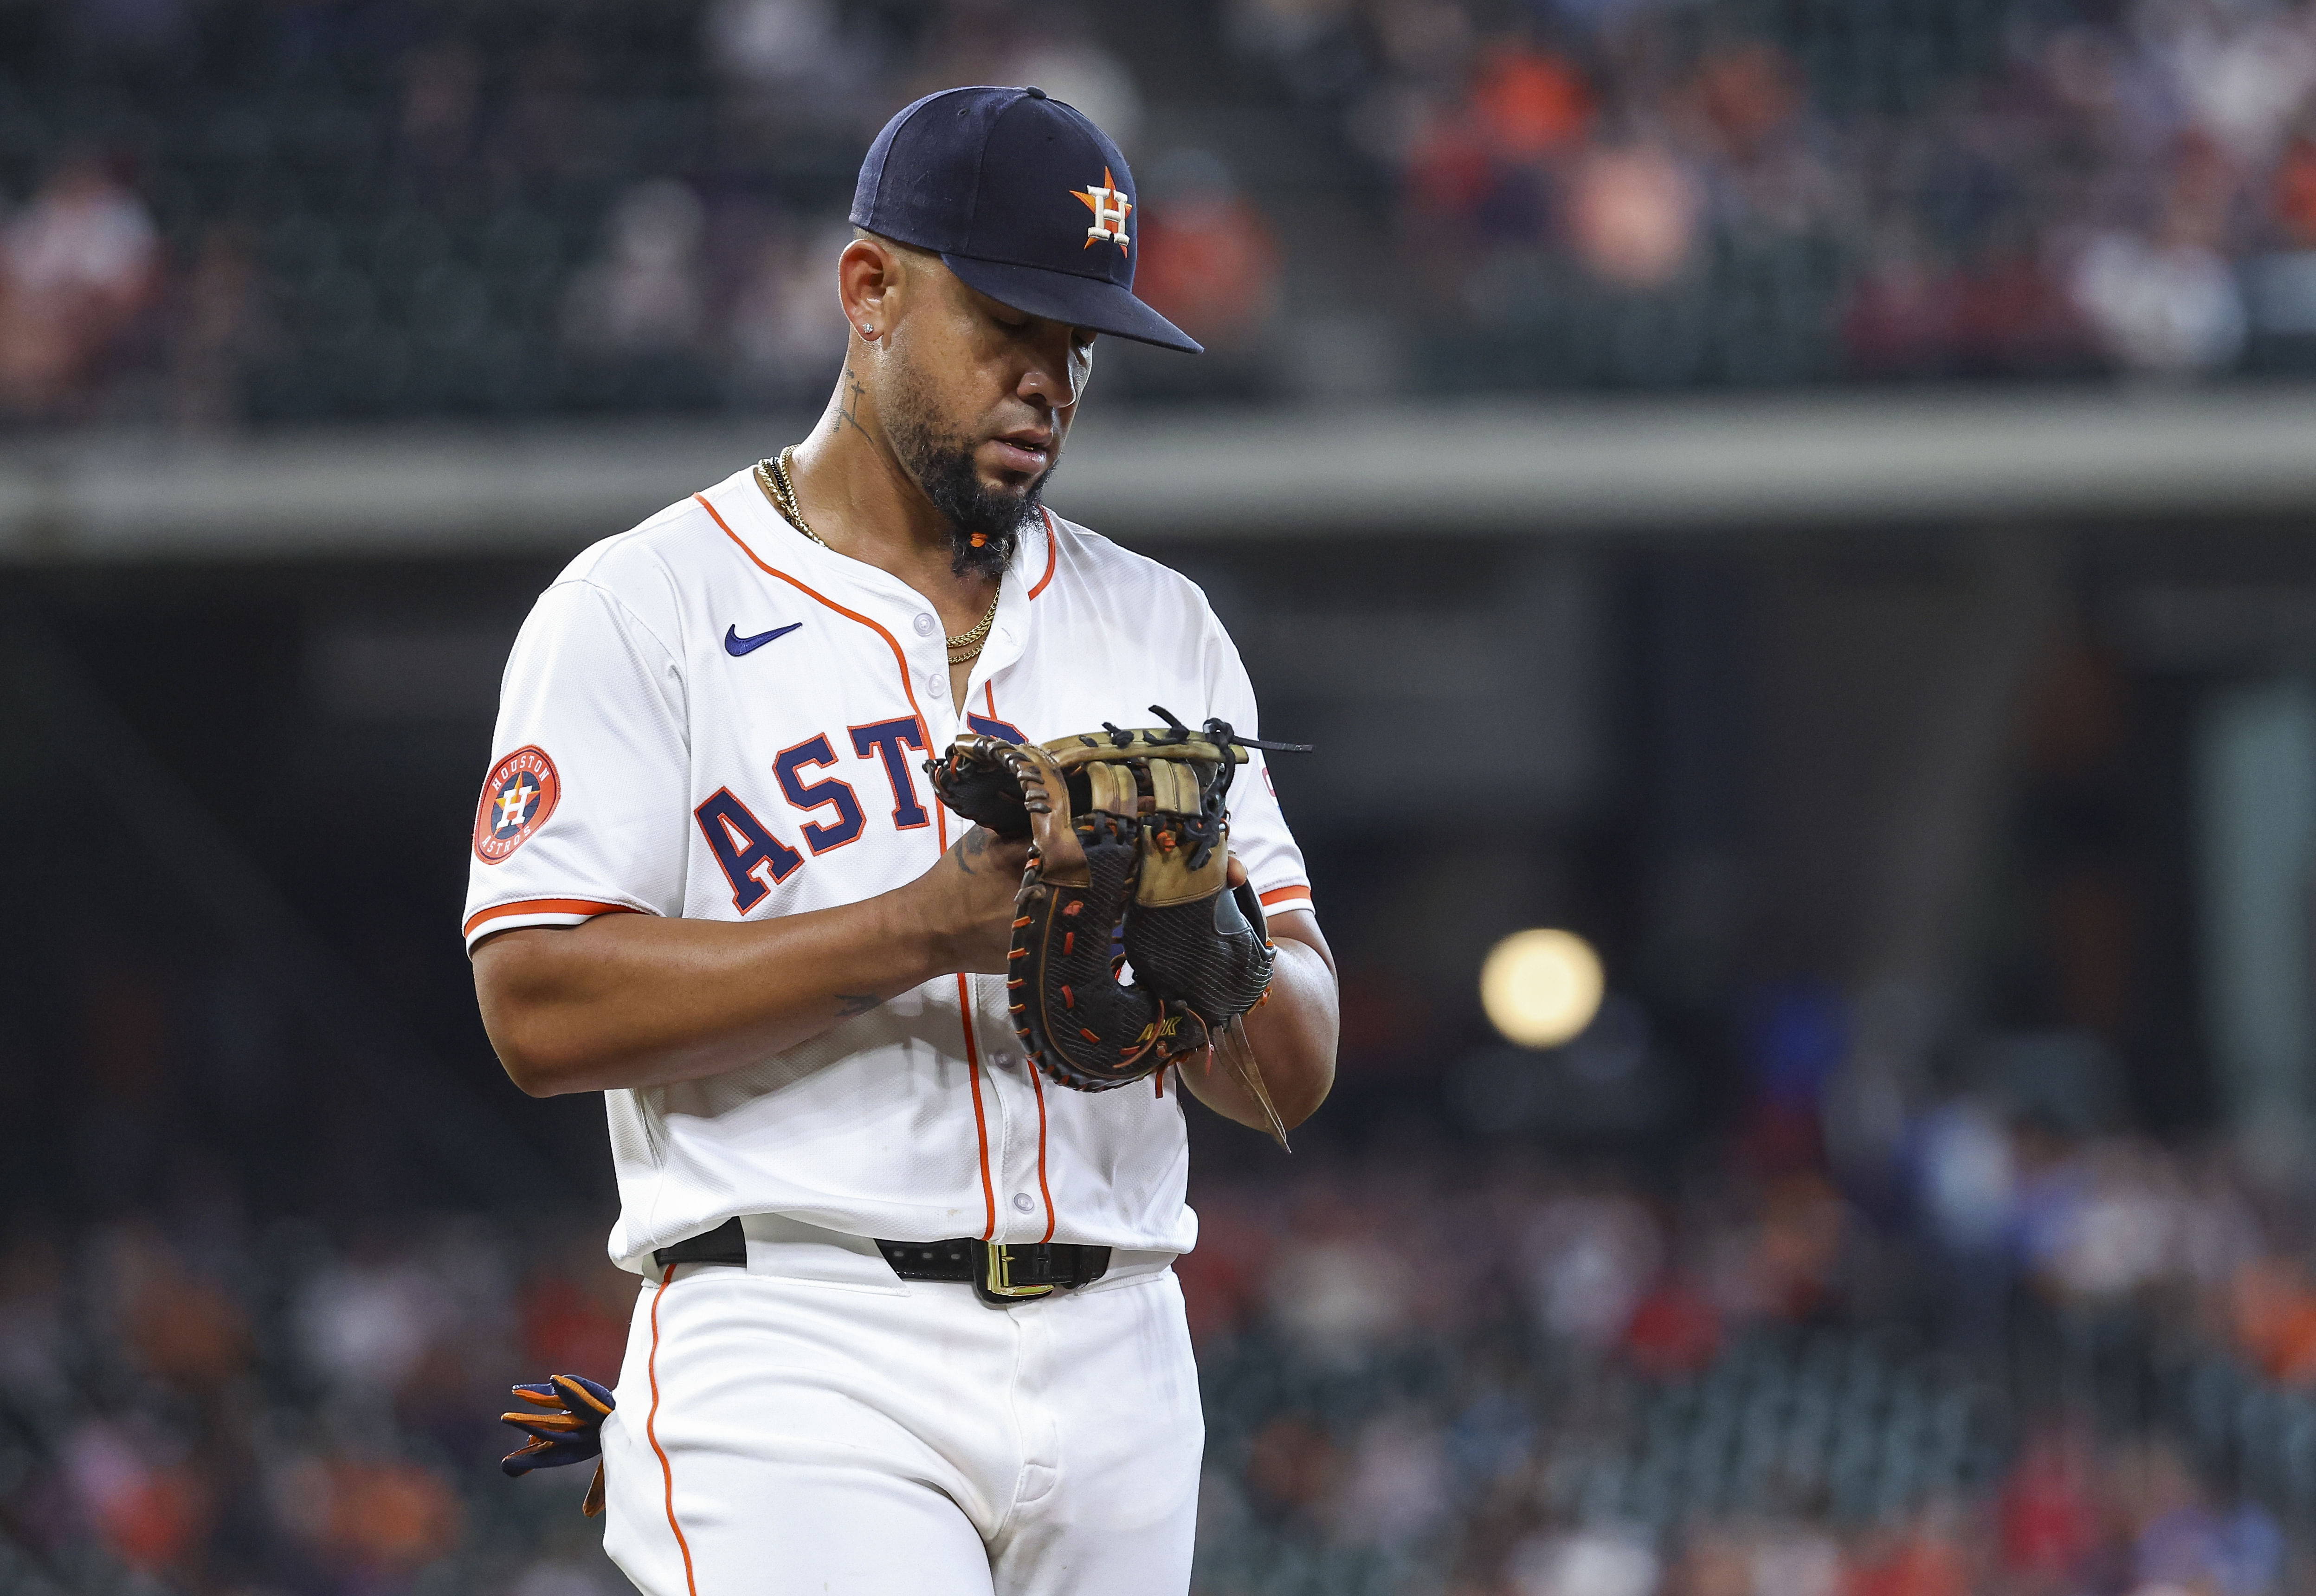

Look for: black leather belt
[652,1217,1112,1306]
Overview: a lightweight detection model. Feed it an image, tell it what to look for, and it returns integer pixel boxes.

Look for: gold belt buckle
[975,1241,1055,1306]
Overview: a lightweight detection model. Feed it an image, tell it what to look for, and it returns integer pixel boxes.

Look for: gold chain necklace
[942,588,1002,665]
[755,449,827,546]
[755,448,1001,665]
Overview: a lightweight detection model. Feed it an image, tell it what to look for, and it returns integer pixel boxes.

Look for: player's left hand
[500,1373,615,1517]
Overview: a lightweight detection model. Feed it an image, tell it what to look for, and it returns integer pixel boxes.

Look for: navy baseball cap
[851,85,1202,355]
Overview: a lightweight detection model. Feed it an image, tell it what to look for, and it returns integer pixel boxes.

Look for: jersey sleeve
[1203,608,1314,918]
[462,577,690,952]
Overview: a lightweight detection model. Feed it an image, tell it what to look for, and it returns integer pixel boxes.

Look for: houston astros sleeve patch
[475,746,561,863]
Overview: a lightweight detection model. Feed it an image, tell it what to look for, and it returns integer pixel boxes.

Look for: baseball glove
[927,707,1307,1143]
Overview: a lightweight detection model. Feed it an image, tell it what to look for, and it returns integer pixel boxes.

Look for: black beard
[886,403,1045,579]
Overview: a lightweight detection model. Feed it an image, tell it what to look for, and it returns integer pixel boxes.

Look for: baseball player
[469,86,1338,1596]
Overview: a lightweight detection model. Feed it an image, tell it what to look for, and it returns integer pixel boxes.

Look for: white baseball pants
[598,1216,1203,1596]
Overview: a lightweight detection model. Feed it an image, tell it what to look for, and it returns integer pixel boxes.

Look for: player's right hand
[914,824,1034,974]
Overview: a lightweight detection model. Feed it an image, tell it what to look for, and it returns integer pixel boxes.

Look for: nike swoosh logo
[725,622,802,656]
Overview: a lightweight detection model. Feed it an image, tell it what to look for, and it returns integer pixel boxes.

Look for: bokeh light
[1479,928,1606,1049]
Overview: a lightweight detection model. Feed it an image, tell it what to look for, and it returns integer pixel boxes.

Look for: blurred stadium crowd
[10,0,2316,425]
[17,1109,2316,1594]
[11,1,2316,1594]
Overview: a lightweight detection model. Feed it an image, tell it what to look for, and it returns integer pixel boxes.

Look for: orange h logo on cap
[1074,168,1131,250]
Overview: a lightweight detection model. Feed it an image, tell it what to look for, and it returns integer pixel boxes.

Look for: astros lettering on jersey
[463,467,1314,1276]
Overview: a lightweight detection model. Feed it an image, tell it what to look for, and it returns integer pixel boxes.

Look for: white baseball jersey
[464,465,1313,1275]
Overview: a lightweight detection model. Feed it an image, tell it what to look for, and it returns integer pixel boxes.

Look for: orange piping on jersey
[645,1273,700,1596]
[463,899,642,937]
[931,721,992,1243]
[695,492,931,737]
[697,486,1000,1249]
[1258,885,1314,910]
[931,737,989,1241]
[1027,509,1058,599]
[957,973,999,1241]
[1028,1060,1056,1243]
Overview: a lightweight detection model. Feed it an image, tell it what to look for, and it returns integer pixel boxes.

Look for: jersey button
[913,612,935,637]
[1013,1192,1035,1213]
[926,671,946,699]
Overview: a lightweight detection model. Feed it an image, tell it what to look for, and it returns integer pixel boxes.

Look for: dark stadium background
[9,1,2316,1593]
